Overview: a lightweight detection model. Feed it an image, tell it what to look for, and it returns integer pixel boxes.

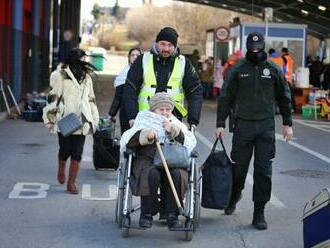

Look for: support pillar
[31,0,41,91]
[11,0,23,100]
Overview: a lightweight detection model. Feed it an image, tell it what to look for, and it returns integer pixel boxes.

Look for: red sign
[215,26,229,41]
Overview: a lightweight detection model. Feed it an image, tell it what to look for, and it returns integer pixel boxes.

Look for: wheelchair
[115,144,201,241]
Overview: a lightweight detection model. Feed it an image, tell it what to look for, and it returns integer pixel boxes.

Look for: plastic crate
[302,105,321,119]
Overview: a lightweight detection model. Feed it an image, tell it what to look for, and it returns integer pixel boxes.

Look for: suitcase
[92,118,120,170]
[303,188,330,248]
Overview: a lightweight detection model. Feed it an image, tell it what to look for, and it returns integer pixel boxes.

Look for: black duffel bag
[201,138,233,210]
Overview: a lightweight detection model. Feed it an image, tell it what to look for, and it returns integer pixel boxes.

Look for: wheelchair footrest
[168,226,193,232]
[124,225,148,230]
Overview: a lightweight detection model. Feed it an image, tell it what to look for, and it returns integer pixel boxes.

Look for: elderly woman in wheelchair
[120,92,197,230]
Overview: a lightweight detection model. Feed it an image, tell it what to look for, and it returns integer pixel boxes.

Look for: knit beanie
[149,92,175,111]
[155,27,178,47]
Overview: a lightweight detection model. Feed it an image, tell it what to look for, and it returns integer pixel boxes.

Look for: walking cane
[0,79,11,115]
[155,141,183,215]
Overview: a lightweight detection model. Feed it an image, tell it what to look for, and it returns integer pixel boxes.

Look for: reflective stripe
[139,52,187,115]
[174,102,188,117]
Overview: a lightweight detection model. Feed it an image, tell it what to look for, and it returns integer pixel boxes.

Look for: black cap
[155,27,178,47]
[246,32,265,51]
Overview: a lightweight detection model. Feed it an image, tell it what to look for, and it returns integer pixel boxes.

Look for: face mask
[246,50,267,64]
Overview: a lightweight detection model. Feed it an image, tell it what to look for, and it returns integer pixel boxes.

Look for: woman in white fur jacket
[43,48,99,194]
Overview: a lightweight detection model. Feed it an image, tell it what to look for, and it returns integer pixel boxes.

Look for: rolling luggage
[93,117,120,170]
[303,188,330,248]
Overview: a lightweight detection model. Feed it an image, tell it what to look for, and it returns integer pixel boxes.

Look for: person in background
[212,59,224,98]
[200,57,214,99]
[322,62,330,90]
[43,48,99,194]
[191,49,201,73]
[281,47,296,112]
[310,56,324,88]
[268,48,285,74]
[222,53,239,80]
[108,48,142,134]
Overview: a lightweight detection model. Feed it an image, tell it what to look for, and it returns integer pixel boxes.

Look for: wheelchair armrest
[190,150,199,158]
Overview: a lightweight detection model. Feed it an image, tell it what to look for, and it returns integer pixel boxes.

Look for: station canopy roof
[175,0,330,39]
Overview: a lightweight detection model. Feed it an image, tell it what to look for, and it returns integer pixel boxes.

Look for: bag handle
[212,138,231,162]
[56,95,63,107]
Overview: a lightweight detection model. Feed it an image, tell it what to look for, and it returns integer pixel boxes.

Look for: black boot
[252,203,267,230]
[224,192,242,215]
[139,214,153,228]
[167,213,181,229]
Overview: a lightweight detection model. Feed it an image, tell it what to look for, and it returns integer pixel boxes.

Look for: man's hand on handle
[129,119,135,127]
[216,127,225,139]
[108,115,116,123]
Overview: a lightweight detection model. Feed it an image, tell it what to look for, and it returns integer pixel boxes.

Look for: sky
[80,0,173,21]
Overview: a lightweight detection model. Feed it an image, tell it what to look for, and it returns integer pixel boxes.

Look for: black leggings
[57,133,86,162]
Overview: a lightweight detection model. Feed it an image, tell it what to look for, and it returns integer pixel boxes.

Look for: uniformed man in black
[216,32,293,230]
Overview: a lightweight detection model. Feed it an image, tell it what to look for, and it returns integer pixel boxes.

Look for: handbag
[153,141,190,169]
[57,113,83,137]
[201,138,233,210]
[56,84,85,137]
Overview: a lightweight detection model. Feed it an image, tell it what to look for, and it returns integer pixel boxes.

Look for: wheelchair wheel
[115,188,124,228]
[193,165,201,231]
[184,220,193,241]
[121,215,131,238]
[115,164,126,228]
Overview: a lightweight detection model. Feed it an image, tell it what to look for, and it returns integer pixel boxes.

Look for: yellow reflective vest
[138,52,188,117]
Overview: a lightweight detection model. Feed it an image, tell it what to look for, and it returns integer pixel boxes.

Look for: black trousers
[141,168,182,216]
[119,109,130,135]
[58,133,86,162]
[231,118,275,204]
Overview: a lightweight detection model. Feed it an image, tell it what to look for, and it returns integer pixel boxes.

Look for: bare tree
[126,2,257,51]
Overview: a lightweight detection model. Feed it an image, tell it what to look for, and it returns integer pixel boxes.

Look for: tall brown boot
[57,159,66,184]
[67,160,80,194]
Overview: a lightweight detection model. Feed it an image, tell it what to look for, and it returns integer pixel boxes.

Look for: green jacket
[217,58,292,128]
